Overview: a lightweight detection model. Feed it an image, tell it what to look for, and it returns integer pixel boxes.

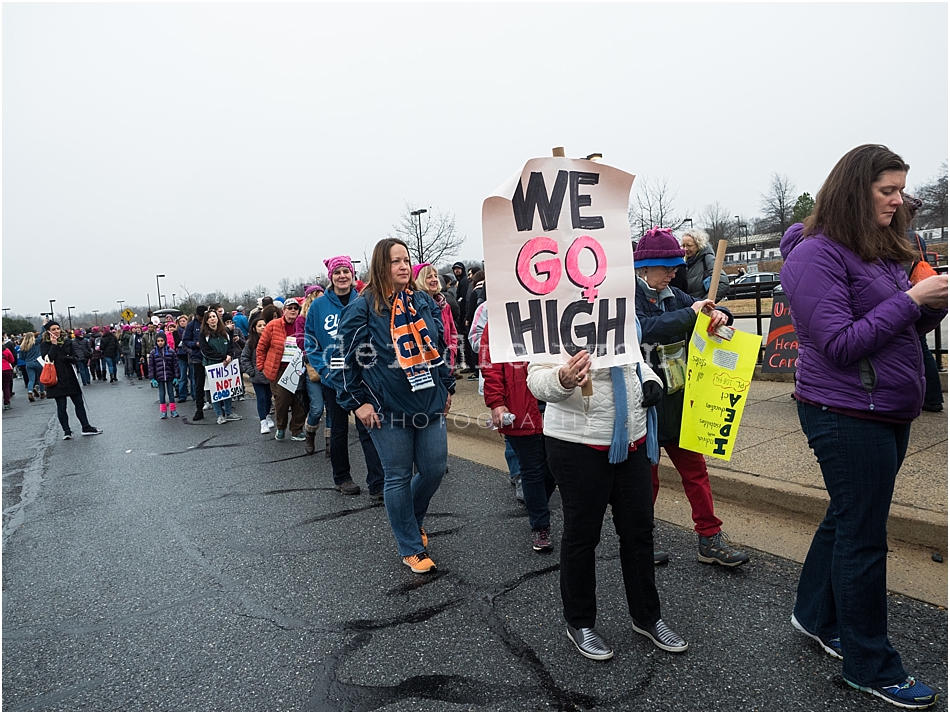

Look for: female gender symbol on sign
[515,235,608,303]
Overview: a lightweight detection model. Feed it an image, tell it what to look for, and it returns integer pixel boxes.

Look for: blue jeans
[794,401,909,687]
[305,377,325,428]
[76,361,91,385]
[504,436,521,480]
[255,381,273,421]
[211,396,233,417]
[104,356,117,379]
[25,363,46,395]
[506,433,556,530]
[368,415,448,557]
[178,358,195,400]
[157,380,174,406]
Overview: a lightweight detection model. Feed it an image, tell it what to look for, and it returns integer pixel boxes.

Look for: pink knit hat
[412,262,432,281]
[324,255,354,275]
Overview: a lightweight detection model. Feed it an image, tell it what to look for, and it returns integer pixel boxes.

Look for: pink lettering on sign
[516,237,562,296]
[565,235,608,303]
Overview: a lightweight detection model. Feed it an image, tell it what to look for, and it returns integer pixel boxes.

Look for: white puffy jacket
[527,360,662,447]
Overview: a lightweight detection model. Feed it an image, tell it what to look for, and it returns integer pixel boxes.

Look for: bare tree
[759,172,797,234]
[914,162,948,233]
[700,202,738,244]
[392,201,467,265]
[628,175,689,237]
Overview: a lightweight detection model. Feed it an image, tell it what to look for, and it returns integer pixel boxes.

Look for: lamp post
[171,293,176,307]
[409,209,427,263]
[161,295,166,310]
[683,218,693,229]
[117,300,125,321]
[49,299,56,319]
[67,306,76,331]
[2,308,10,318]
[92,310,100,326]
[156,275,165,309]
[147,294,151,314]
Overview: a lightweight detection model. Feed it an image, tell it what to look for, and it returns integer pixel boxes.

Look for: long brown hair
[247,316,266,350]
[201,310,227,337]
[362,238,417,315]
[804,144,915,263]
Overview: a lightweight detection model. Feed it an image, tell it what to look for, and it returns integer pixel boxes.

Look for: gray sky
[3,2,947,321]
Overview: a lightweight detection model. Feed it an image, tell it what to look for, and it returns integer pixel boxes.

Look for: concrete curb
[445,401,947,551]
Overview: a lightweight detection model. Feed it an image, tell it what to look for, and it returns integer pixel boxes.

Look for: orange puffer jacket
[256,319,293,382]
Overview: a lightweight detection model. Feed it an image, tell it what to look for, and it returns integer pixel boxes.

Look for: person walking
[241,315,275,434]
[294,285,327,456]
[781,144,947,710]
[18,332,46,402]
[147,332,180,419]
[2,341,15,410]
[305,256,385,497]
[73,329,92,386]
[256,297,306,441]
[39,321,102,439]
[88,326,105,382]
[334,239,454,572]
[634,227,750,567]
[526,333,686,661]
[100,325,119,383]
[198,309,242,425]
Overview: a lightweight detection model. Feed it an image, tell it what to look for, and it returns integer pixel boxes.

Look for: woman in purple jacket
[781,144,947,710]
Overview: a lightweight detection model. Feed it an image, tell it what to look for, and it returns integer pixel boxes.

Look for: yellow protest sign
[678,311,762,461]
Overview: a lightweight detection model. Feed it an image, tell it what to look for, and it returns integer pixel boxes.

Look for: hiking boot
[336,480,360,495]
[217,415,227,425]
[565,624,613,661]
[274,429,286,441]
[844,676,937,710]
[698,531,749,567]
[420,527,428,549]
[260,419,271,434]
[631,617,688,653]
[532,528,553,552]
[790,613,843,660]
[402,552,436,574]
[654,550,670,566]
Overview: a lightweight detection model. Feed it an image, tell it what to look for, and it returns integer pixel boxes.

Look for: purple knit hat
[411,262,432,281]
[304,284,325,298]
[634,227,686,268]
[324,255,354,276]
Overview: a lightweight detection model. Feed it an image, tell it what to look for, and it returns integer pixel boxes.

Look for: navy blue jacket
[332,290,455,422]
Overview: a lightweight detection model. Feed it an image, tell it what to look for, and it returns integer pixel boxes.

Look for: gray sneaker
[631,617,688,653]
[224,413,242,421]
[565,624,613,660]
[698,531,749,567]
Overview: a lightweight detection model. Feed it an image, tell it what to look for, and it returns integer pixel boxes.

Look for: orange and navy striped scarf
[390,289,444,391]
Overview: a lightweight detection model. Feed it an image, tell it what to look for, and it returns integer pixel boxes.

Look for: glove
[173,378,179,387]
[641,380,663,408]
[151,379,158,388]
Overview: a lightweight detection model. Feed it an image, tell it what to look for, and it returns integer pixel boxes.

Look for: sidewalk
[446,372,948,553]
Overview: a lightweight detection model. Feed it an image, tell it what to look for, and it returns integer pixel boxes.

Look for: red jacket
[256,318,294,382]
[479,323,543,436]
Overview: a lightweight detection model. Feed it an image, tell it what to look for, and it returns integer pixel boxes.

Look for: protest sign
[678,312,762,461]
[761,294,799,373]
[277,351,305,392]
[205,360,243,403]
[482,157,637,368]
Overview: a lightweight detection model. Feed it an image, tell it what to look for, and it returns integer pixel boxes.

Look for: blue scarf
[607,318,659,465]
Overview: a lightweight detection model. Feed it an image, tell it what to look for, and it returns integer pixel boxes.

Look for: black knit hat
[44,319,61,332]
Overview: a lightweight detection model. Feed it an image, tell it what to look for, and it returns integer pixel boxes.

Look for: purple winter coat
[780,223,946,420]
[147,346,180,383]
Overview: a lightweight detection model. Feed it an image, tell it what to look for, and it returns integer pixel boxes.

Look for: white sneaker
[216,415,227,425]
[264,416,275,429]
[260,419,271,434]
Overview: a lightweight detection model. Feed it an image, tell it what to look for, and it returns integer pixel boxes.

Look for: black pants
[55,394,91,435]
[545,437,660,629]
[193,363,206,412]
[90,358,103,381]
[322,384,385,495]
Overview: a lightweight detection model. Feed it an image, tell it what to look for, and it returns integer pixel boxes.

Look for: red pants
[651,442,722,537]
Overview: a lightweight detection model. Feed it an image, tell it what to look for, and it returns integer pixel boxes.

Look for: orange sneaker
[402,552,436,573]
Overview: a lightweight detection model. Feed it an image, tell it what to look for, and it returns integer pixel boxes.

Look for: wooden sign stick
[706,239,729,302]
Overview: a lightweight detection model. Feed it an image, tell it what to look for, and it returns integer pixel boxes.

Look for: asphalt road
[2,377,947,712]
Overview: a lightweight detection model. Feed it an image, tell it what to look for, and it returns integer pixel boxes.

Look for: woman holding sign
[634,228,749,568]
[781,145,947,710]
[198,309,242,425]
[334,238,454,575]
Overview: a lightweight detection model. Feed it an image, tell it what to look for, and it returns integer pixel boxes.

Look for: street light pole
[49,299,56,319]
[683,218,693,229]
[2,308,10,319]
[171,293,176,307]
[409,209,427,263]
[67,306,76,331]
[156,275,165,309]
[92,310,100,326]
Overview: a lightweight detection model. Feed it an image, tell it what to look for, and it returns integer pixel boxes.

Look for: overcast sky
[3,2,947,321]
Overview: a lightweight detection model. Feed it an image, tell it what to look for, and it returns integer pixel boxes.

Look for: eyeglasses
[284,305,300,311]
